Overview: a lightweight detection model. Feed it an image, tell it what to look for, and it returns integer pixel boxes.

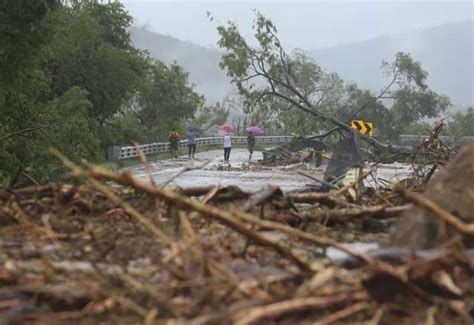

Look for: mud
[128,149,316,192]
[127,149,417,193]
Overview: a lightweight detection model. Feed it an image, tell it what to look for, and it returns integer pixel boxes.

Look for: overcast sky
[122,1,473,49]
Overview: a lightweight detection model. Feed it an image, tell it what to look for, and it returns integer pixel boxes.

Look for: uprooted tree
[213,12,450,150]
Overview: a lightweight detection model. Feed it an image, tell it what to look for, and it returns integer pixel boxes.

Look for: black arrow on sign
[365,122,372,134]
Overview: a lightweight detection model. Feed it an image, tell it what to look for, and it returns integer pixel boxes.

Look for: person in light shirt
[223,132,232,163]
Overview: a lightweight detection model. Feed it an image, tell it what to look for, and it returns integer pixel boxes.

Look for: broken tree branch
[51,150,313,272]
[402,190,474,236]
[231,291,368,325]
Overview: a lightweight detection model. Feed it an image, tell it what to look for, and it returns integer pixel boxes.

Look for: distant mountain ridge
[312,20,473,106]
[130,27,229,102]
[130,20,473,106]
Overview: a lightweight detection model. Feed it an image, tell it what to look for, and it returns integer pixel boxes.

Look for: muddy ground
[0,146,472,324]
[128,149,415,193]
[129,149,313,192]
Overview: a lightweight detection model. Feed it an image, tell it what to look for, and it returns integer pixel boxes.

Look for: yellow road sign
[351,120,373,136]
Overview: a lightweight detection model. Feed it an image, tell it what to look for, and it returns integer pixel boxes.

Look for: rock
[389,142,474,249]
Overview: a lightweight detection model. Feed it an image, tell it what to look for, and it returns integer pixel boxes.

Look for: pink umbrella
[221,124,235,133]
[246,126,264,134]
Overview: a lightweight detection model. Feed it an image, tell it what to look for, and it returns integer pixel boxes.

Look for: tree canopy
[215,12,451,145]
[0,0,206,185]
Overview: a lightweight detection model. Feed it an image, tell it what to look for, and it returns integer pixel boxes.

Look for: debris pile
[262,136,327,166]
[390,141,474,249]
[263,148,314,166]
[0,142,472,324]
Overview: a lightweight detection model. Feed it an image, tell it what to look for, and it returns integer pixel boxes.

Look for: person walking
[187,129,197,159]
[223,132,232,163]
[247,131,256,161]
[168,128,180,159]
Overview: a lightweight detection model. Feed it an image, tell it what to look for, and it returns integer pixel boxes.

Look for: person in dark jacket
[187,130,197,159]
[247,131,256,161]
[223,132,232,163]
[168,128,180,158]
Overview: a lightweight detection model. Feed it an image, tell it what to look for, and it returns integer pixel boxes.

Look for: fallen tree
[212,12,450,151]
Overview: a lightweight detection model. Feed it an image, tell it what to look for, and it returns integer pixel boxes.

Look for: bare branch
[347,71,399,122]
[0,126,45,143]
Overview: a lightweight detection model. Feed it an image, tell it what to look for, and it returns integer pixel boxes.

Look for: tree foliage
[447,107,474,137]
[0,0,205,185]
[215,12,451,145]
[45,2,147,123]
[137,61,204,136]
[191,102,229,134]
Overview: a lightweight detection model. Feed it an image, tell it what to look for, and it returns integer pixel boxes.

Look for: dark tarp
[324,131,366,181]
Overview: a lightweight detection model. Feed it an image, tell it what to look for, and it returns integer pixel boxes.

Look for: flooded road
[125,148,417,193]
[126,149,320,192]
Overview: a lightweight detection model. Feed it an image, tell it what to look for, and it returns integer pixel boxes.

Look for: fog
[123,1,473,49]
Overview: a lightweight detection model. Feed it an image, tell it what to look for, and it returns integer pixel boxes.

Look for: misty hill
[312,20,473,106]
[130,21,473,106]
[130,27,230,102]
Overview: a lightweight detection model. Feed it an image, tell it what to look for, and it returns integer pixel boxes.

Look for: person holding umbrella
[223,132,232,163]
[221,124,234,163]
[246,126,263,161]
[247,131,256,161]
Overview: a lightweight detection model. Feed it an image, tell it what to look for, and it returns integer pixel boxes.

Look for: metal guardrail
[108,134,474,161]
[399,135,474,148]
[109,135,295,160]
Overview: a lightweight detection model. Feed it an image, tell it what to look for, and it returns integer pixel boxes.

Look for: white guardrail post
[113,135,474,160]
[399,135,474,148]
[114,135,296,160]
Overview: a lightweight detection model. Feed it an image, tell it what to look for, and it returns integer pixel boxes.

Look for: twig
[304,205,411,221]
[228,207,374,265]
[102,165,372,265]
[20,171,41,186]
[332,168,373,197]
[161,160,210,187]
[242,185,282,212]
[77,158,373,266]
[287,192,358,208]
[297,171,338,190]
[402,190,474,236]
[51,150,313,272]
[50,149,175,246]
[0,126,45,143]
[312,301,370,325]
[114,295,148,317]
[366,305,385,325]
[117,273,179,317]
[232,291,368,325]
[133,142,156,187]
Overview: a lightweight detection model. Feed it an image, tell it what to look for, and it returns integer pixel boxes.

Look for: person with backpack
[187,129,197,159]
[223,132,232,163]
[168,128,180,158]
